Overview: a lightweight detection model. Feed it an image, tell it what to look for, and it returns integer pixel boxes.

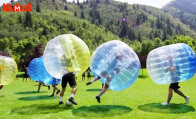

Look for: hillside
[0,9,119,69]
[17,0,196,40]
[162,0,196,31]
[0,0,196,69]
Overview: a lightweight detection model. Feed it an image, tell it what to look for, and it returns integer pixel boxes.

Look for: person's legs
[162,88,173,105]
[167,88,173,104]
[88,77,91,82]
[174,89,189,103]
[37,82,42,92]
[96,83,109,103]
[50,85,56,97]
[42,83,50,90]
[59,87,66,105]
[86,76,100,85]
[68,85,77,105]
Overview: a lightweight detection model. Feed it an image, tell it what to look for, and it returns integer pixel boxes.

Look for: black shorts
[62,73,77,88]
[169,82,180,90]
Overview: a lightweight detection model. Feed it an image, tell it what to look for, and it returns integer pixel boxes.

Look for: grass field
[0,69,196,119]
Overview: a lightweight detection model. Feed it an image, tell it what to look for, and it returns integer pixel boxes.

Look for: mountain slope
[18,0,196,40]
[163,0,196,31]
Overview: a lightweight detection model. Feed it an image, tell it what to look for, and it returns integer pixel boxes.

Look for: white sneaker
[186,96,190,103]
[161,102,169,106]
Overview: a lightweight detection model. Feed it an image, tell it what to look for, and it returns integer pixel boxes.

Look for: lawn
[0,69,196,119]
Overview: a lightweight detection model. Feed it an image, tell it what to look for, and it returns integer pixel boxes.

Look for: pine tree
[74,11,77,16]
[64,5,68,10]
[0,14,2,23]
[119,21,128,38]
[162,30,167,41]
[77,0,79,5]
[24,12,33,27]
[137,33,141,42]
[18,14,22,23]
[81,11,85,19]
[36,0,41,13]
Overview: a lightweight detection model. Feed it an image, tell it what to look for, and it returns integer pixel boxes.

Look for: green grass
[0,69,196,119]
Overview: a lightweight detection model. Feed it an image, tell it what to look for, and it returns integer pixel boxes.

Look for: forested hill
[163,0,196,31]
[0,6,119,68]
[0,0,196,69]
[17,0,196,40]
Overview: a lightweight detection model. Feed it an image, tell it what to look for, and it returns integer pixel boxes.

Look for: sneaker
[86,82,92,85]
[96,96,101,103]
[68,97,78,105]
[50,94,54,97]
[56,90,60,95]
[48,86,50,90]
[186,96,190,103]
[59,101,63,105]
[161,102,169,106]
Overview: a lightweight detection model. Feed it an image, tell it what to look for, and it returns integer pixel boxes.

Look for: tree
[10,0,14,8]
[136,15,140,25]
[64,5,68,10]
[42,27,48,36]
[154,37,162,48]
[127,27,135,40]
[74,11,77,16]
[104,0,109,4]
[162,30,167,41]
[36,0,41,13]
[24,12,33,27]
[81,11,85,19]
[119,21,127,38]
[96,0,100,4]
[18,14,22,23]
[77,0,79,5]
[137,33,141,42]
[63,0,67,3]
[0,14,2,23]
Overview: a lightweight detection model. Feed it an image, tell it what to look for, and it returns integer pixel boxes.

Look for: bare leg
[38,82,42,92]
[60,87,65,97]
[92,76,100,83]
[52,85,56,95]
[174,89,187,99]
[96,83,109,103]
[59,87,66,104]
[97,83,109,97]
[167,88,173,104]
[68,85,78,105]
[71,85,77,94]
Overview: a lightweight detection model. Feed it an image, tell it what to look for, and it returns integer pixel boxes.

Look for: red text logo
[3,3,31,12]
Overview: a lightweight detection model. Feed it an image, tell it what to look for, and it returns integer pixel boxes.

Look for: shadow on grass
[0,95,5,97]
[18,95,58,101]
[138,103,195,113]
[11,103,73,115]
[86,89,102,92]
[15,91,47,95]
[138,75,148,79]
[73,105,132,117]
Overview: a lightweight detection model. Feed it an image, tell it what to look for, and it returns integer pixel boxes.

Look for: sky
[0,0,174,8]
